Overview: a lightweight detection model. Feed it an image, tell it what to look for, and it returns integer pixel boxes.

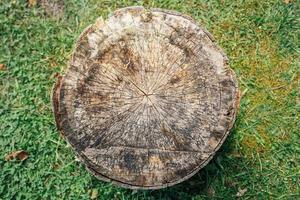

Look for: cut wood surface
[52,6,240,189]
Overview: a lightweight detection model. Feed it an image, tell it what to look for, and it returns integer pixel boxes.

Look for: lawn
[0,0,299,199]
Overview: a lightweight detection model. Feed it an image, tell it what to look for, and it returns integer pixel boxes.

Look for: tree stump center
[52,6,240,189]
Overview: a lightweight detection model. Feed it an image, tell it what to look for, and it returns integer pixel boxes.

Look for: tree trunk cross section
[52,6,240,189]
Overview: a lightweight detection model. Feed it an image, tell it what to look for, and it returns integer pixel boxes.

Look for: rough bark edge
[51,24,94,135]
[51,74,63,133]
[52,6,241,190]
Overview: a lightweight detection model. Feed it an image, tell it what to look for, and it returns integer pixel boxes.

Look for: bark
[52,6,240,189]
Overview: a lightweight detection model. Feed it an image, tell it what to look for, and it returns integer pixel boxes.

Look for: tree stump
[52,6,240,189]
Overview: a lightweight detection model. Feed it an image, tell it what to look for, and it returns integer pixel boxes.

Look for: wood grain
[52,6,240,189]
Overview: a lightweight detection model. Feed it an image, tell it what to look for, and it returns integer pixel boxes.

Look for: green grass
[0,0,299,199]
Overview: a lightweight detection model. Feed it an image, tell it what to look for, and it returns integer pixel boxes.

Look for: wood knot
[141,11,152,22]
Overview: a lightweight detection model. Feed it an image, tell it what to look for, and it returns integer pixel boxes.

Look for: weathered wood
[52,6,240,189]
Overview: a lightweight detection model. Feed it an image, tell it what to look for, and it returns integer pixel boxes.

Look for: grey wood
[52,6,240,189]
